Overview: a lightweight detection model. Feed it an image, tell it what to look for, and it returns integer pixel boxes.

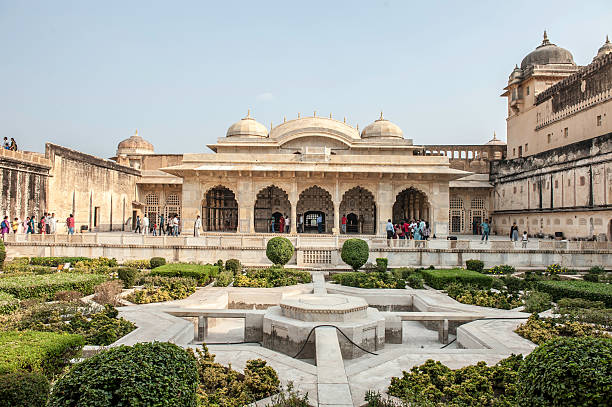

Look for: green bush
[376,258,388,272]
[0,240,6,268]
[127,276,197,304]
[0,273,107,300]
[122,259,151,269]
[488,264,516,275]
[215,259,224,269]
[0,291,19,314]
[0,331,84,377]
[545,263,567,274]
[341,239,369,271]
[421,268,493,289]
[48,342,199,407]
[557,297,605,311]
[515,314,610,345]
[234,267,311,288]
[465,259,484,272]
[29,257,89,267]
[266,237,295,266]
[225,258,241,274]
[116,267,137,288]
[406,274,424,289]
[588,265,606,274]
[331,272,405,289]
[0,371,50,407]
[583,273,599,282]
[72,257,118,273]
[149,257,166,269]
[523,291,552,313]
[518,336,612,406]
[503,275,526,293]
[535,280,612,307]
[150,263,219,286]
[1,260,56,274]
[445,282,522,309]
[215,270,234,287]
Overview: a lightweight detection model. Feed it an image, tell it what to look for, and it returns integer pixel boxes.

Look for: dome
[117,130,154,155]
[485,132,506,146]
[594,35,612,61]
[520,31,575,70]
[226,111,268,138]
[361,113,403,139]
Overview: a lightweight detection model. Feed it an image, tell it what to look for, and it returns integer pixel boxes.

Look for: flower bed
[0,273,107,300]
[444,282,522,309]
[331,272,406,289]
[535,280,612,306]
[127,276,196,304]
[515,314,611,345]
[0,330,84,377]
[0,291,19,314]
[29,257,90,267]
[421,268,493,289]
[150,263,220,286]
[234,267,311,288]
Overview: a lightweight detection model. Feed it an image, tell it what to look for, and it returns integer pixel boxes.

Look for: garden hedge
[421,268,493,289]
[0,240,6,268]
[150,263,219,286]
[0,331,84,377]
[29,257,90,267]
[225,258,241,274]
[341,239,369,271]
[266,237,295,266]
[0,273,107,300]
[116,267,137,288]
[0,291,19,314]
[149,257,166,269]
[518,336,612,406]
[465,259,484,272]
[535,280,612,307]
[0,371,50,407]
[48,342,199,407]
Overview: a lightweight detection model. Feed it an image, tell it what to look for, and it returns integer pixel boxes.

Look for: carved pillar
[289,181,298,234]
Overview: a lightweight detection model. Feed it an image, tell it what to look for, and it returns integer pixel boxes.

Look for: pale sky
[1,0,610,157]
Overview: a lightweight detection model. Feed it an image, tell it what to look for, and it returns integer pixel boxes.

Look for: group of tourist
[0,213,72,239]
[134,214,180,236]
[385,219,431,246]
[269,214,291,233]
[2,137,18,151]
[509,222,529,248]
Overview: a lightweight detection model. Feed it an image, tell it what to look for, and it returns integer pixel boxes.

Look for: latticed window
[145,193,160,222]
[471,197,484,209]
[450,197,463,209]
[145,193,159,206]
[449,197,464,233]
[164,194,181,219]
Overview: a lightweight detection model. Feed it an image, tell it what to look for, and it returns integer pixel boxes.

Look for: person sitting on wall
[9,138,17,151]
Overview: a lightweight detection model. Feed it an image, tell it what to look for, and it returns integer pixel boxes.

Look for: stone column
[180,176,201,234]
[377,181,393,235]
[236,179,254,233]
[333,200,340,235]
[431,182,449,238]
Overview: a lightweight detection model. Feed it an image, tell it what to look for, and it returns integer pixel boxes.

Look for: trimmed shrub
[515,314,611,345]
[503,276,526,293]
[149,257,166,269]
[406,274,424,289]
[332,272,405,289]
[122,259,151,270]
[518,336,612,406]
[421,269,493,289]
[0,371,50,407]
[53,290,82,302]
[465,259,484,272]
[0,240,6,268]
[225,258,241,274]
[117,267,137,288]
[375,258,388,273]
[341,239,369,271]
[488,264,516,275]
[523,291,552,313]
[234,267,311,288]
[535,280,612,307]
[127,277,197,304]
[557,297,605,311]
[215,270,234,287]
[72,257,118,273]
[445,282,522,309]
[48,342,199,407]
[29,257,89,267]
[588,265,606,274]
[215,259,224,269]
[266,237,294,266]
[0,291,19,314]
[583,273,599,282]
[0,331,84,377]
[150,263,219,286]
[0,273,107,300]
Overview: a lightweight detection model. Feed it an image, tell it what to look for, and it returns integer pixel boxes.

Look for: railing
[0,148,51,167]
[535,89,612,130]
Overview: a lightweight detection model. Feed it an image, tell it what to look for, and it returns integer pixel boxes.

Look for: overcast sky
[1,0,610,157]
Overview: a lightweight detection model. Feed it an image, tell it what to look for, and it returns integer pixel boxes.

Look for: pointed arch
[202,185,238,232]
[339,186,376,234]
[297,186,334,234]
[254,185,291,233]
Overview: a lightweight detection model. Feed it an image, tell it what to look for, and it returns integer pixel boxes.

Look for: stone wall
[0,149,51,221]
[490,133,612,239]
[45,144,140,232]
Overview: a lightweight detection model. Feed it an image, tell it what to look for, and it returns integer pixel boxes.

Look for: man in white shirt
[194,215,202,237]
[50,213,57,234]
[142,215,149,235]
[285,215,291,233]
[173,216,180,236]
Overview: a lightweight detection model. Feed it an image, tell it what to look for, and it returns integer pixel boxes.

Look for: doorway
[347,213,359,233]
[304,211,325,233]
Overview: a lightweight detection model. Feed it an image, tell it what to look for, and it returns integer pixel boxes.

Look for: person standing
[521,231,528,248]
[279,215,285,234]
[142,215,149,235]
[510,222,519,241]
[480,218,490,243]
[285,214,290,233]
[66,214,75,235]
[134,216,141,233]
[172,216,179,236]
[152,221,158,236]
[1,216,10,239]
[11,218,19,234]
[341,214,347,234]
[194,215,202,237]
[298,214,303,233]
[27,216,34,234]
[358,214,364,234]
[49,213,57,234]
[159,214,165,235]
[269,216,275,233]
[39,216,46,235]
[317,214,323,233]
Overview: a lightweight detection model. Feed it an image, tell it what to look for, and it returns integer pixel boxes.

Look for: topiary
[0,371,50,407]
[225,259,241,275]
[215,259,224,269]
[375,258,388,273]
[266,237,294,266]
[117,267,137,288]
[517,336,612,406]
[341,239,369,271]
[48,342,199,407]
[149,257,166,269]
[0,240,6,269]
[465,259,484,272]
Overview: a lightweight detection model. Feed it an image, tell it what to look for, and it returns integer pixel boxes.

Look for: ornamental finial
[542,30,550,45]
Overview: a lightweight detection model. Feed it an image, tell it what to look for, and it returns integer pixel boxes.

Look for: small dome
[486,132,506,145]
[226,111,268,138]
[594,35,612,61]
[520,31,575,70]
[117,130,154,155]
[361,113,403,139]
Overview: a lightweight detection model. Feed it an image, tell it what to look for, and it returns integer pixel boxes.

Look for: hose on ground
[293,324,379,358]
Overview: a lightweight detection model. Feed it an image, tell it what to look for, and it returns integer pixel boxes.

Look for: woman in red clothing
[278,215,285,233]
